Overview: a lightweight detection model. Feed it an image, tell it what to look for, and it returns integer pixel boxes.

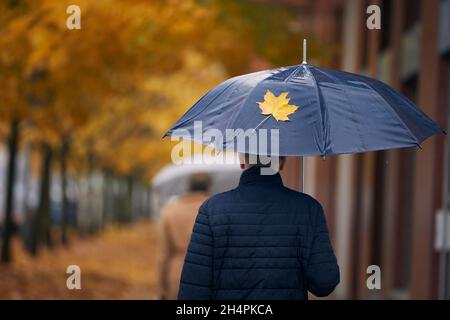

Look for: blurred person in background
[157,173,211,300]
[178,154,339,300]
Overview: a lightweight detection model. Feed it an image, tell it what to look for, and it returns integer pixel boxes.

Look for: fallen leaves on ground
[0,220,160,299]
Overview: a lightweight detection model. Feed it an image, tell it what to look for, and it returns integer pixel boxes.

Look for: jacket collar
[238,166,284,186]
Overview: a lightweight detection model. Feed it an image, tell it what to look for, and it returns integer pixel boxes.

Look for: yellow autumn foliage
[1,0,305,181]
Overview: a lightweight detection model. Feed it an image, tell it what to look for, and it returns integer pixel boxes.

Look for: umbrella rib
[305,65,329,156]
[165,76,242,136]
[312,66,368,152]
[355,76,421,145]
[223,74,269,132]
[283,64,302,83]
[222,70,280,142]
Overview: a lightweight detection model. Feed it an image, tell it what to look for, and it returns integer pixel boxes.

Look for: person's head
[238,153,286,172]
[188,173,211,193]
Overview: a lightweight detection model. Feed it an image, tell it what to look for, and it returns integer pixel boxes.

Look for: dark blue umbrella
[165,45,444,157]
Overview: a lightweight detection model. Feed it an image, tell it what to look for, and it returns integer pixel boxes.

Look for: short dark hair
[189,173,211,192]
[240,153,286,167]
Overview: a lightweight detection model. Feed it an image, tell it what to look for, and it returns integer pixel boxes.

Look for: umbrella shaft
[302,156,305,193]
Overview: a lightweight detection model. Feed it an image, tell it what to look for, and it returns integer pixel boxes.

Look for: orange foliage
[0,221,160,299]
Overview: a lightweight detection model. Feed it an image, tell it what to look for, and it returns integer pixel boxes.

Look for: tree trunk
[30,144,53,254]
[1,120,19,264]
[41,145,53,248]
[126,176,134,223]
[60,141,69,245]
[86,150,95,234]
[102,169,113,226]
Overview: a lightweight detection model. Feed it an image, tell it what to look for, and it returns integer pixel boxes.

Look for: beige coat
[157,192,209,299]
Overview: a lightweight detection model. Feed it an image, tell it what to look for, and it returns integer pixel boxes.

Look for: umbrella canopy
[165,63,444,157]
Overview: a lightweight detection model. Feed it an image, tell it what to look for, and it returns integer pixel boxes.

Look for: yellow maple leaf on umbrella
[257,90,299,121]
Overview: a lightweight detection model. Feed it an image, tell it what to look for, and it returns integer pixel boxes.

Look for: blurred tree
[1,0,314,262]
[0,0,40,263]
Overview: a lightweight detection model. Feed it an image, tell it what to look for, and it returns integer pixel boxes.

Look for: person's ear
[240,163,245,170]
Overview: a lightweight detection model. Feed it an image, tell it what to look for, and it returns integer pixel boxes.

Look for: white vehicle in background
[151,154,241,219]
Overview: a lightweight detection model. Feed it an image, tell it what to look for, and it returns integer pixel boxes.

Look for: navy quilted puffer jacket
[178,166,340,300]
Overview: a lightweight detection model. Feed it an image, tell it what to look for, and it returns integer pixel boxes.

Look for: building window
[390,77,418,293]
[380,0,393,51]
[441,57,450,299]
[370,152,386,268]
[403,0,421,31]
[360,0,370,69]
[393,147,415,291]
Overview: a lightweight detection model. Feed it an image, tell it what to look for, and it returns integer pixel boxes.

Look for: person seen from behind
[157,173,211,299]
[178,154,340,299]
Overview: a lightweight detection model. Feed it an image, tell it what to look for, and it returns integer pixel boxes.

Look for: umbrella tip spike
[302,39,307,64]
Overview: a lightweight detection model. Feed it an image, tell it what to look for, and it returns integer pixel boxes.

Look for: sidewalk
[0,221,159,299]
